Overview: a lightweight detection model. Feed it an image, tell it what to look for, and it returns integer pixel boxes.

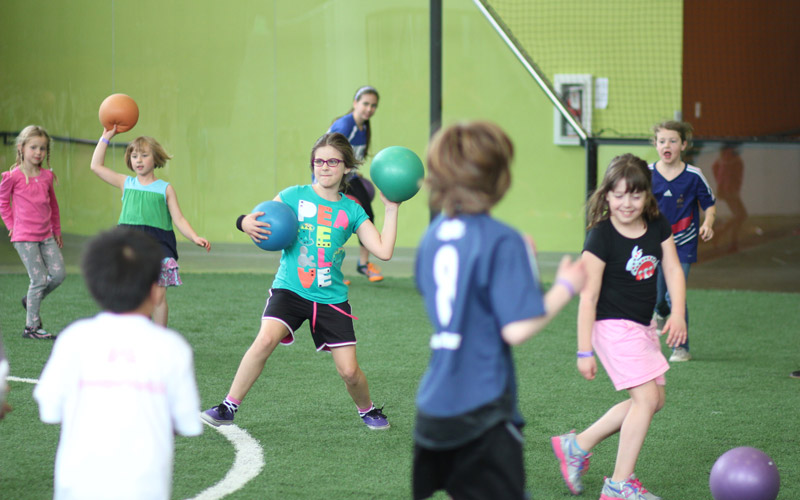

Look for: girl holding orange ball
[90,124,210,327]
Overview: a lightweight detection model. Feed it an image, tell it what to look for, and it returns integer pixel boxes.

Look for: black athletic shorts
[262,288,357,352]
[412,421,526,500]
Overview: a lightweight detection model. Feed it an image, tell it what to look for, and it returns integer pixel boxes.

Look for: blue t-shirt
[328,114,367,161]
[414,213,545,448]
[271,185,369,304]
[649,162,715,263]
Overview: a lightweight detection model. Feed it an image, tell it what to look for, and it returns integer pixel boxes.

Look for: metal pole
[430,0,442,138]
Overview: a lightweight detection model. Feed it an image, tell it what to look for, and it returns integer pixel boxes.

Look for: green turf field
[1,266,798,499]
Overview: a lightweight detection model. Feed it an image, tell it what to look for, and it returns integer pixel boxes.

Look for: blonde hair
[124,136,172,171]
[585,153,660,229]
[12,125,53,184]
[426,121,513,217]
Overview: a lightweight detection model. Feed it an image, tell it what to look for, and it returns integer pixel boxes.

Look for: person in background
[649,120,715,362]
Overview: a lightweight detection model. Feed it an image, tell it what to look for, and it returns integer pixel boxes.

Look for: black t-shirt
[583,215,672,325]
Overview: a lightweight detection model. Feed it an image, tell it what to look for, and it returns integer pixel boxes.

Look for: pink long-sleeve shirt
[0,167,61,242]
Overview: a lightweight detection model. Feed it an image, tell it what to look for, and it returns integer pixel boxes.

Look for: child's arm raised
[90,127,128,189]
[354,191,399,261]
[501,254,586,346]
[660,236,686,346]
[165,185,211,251]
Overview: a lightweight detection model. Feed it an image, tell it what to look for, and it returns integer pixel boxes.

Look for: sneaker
[22,325,54,340]
[791,370,800,379]
[599,477,647,500]
[628,474,661,500]
[669,347,692,362]
[21,296,27,310]
[343,279,351,286]
[361,406,390,430]
[201,405,235,426]
[356,262,384,282]
[551,430,591,494]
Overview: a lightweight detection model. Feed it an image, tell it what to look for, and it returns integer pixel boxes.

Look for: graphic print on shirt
[430,219,466,351]
[296,198,350,289]
[625,245,658,281]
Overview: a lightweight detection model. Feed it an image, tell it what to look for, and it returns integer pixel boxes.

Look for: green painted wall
[0,0,681,252]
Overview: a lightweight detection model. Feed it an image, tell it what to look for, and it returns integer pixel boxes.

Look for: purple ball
[710,447,780,500]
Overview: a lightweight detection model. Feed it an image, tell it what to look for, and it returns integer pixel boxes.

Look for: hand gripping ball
[98,93,139,133]
[369,146,424,202]
[251,201,298,251]
[709,447,780,500]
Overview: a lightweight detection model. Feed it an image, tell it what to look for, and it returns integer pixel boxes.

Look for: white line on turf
[8,375,265,499]
[189,422,265,500]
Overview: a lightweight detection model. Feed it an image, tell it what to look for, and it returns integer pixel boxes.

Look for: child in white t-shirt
[34,227,202,500]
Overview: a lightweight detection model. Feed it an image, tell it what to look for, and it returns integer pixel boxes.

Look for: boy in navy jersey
[413,121,586,499]
[649,121,715,361]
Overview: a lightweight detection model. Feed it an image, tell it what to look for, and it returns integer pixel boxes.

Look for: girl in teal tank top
[90,126,211,327]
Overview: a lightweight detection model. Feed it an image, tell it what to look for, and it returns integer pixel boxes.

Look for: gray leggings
[13,237,65,328]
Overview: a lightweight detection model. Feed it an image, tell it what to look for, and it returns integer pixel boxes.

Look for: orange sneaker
[357,262,384,282]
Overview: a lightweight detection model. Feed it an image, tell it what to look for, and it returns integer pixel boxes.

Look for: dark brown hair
[426,121,513,216]
[309,132,361,191]
[585,153,660,229]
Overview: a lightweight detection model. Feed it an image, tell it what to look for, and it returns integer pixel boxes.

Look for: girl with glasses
[202,132,400,430]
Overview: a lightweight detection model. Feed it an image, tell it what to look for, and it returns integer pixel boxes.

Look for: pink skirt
[592,319,669,391]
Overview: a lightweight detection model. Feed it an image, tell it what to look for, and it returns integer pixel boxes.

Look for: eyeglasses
[313,158,344,168]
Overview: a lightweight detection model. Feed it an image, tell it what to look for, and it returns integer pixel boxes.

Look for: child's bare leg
[152,286,168,326]
[330,345,371,409]
[228,319,287,401]
[610,381,664,482]
[359,246,370,266]
[576,399,632,452]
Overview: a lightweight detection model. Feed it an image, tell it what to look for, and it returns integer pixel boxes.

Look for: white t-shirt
[34,312,203,500]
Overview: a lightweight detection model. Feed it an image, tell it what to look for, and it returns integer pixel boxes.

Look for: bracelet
[555,278,576,297]
[577,350,594,358]
[100,137,110,145]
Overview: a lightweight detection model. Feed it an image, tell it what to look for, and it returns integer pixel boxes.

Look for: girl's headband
[354,86,378,101]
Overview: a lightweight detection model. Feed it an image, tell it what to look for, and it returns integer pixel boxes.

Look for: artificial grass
[1,272,798,499]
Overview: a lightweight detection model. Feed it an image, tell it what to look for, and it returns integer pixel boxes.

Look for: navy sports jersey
[328,114,367,161]
[584,216,672,325]
[414,213,545,449]
[649,162,715,263]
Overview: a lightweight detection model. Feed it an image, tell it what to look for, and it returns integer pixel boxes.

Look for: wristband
[100,137,110,145]
[577,351,594,358]
[555,278,576,297]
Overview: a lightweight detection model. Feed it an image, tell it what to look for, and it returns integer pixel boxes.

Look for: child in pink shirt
[0,125,65,339]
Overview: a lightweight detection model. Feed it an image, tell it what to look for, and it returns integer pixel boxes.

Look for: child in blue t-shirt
[413,121,586,499]
[202,132,400,430]
[649,121,715,362]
